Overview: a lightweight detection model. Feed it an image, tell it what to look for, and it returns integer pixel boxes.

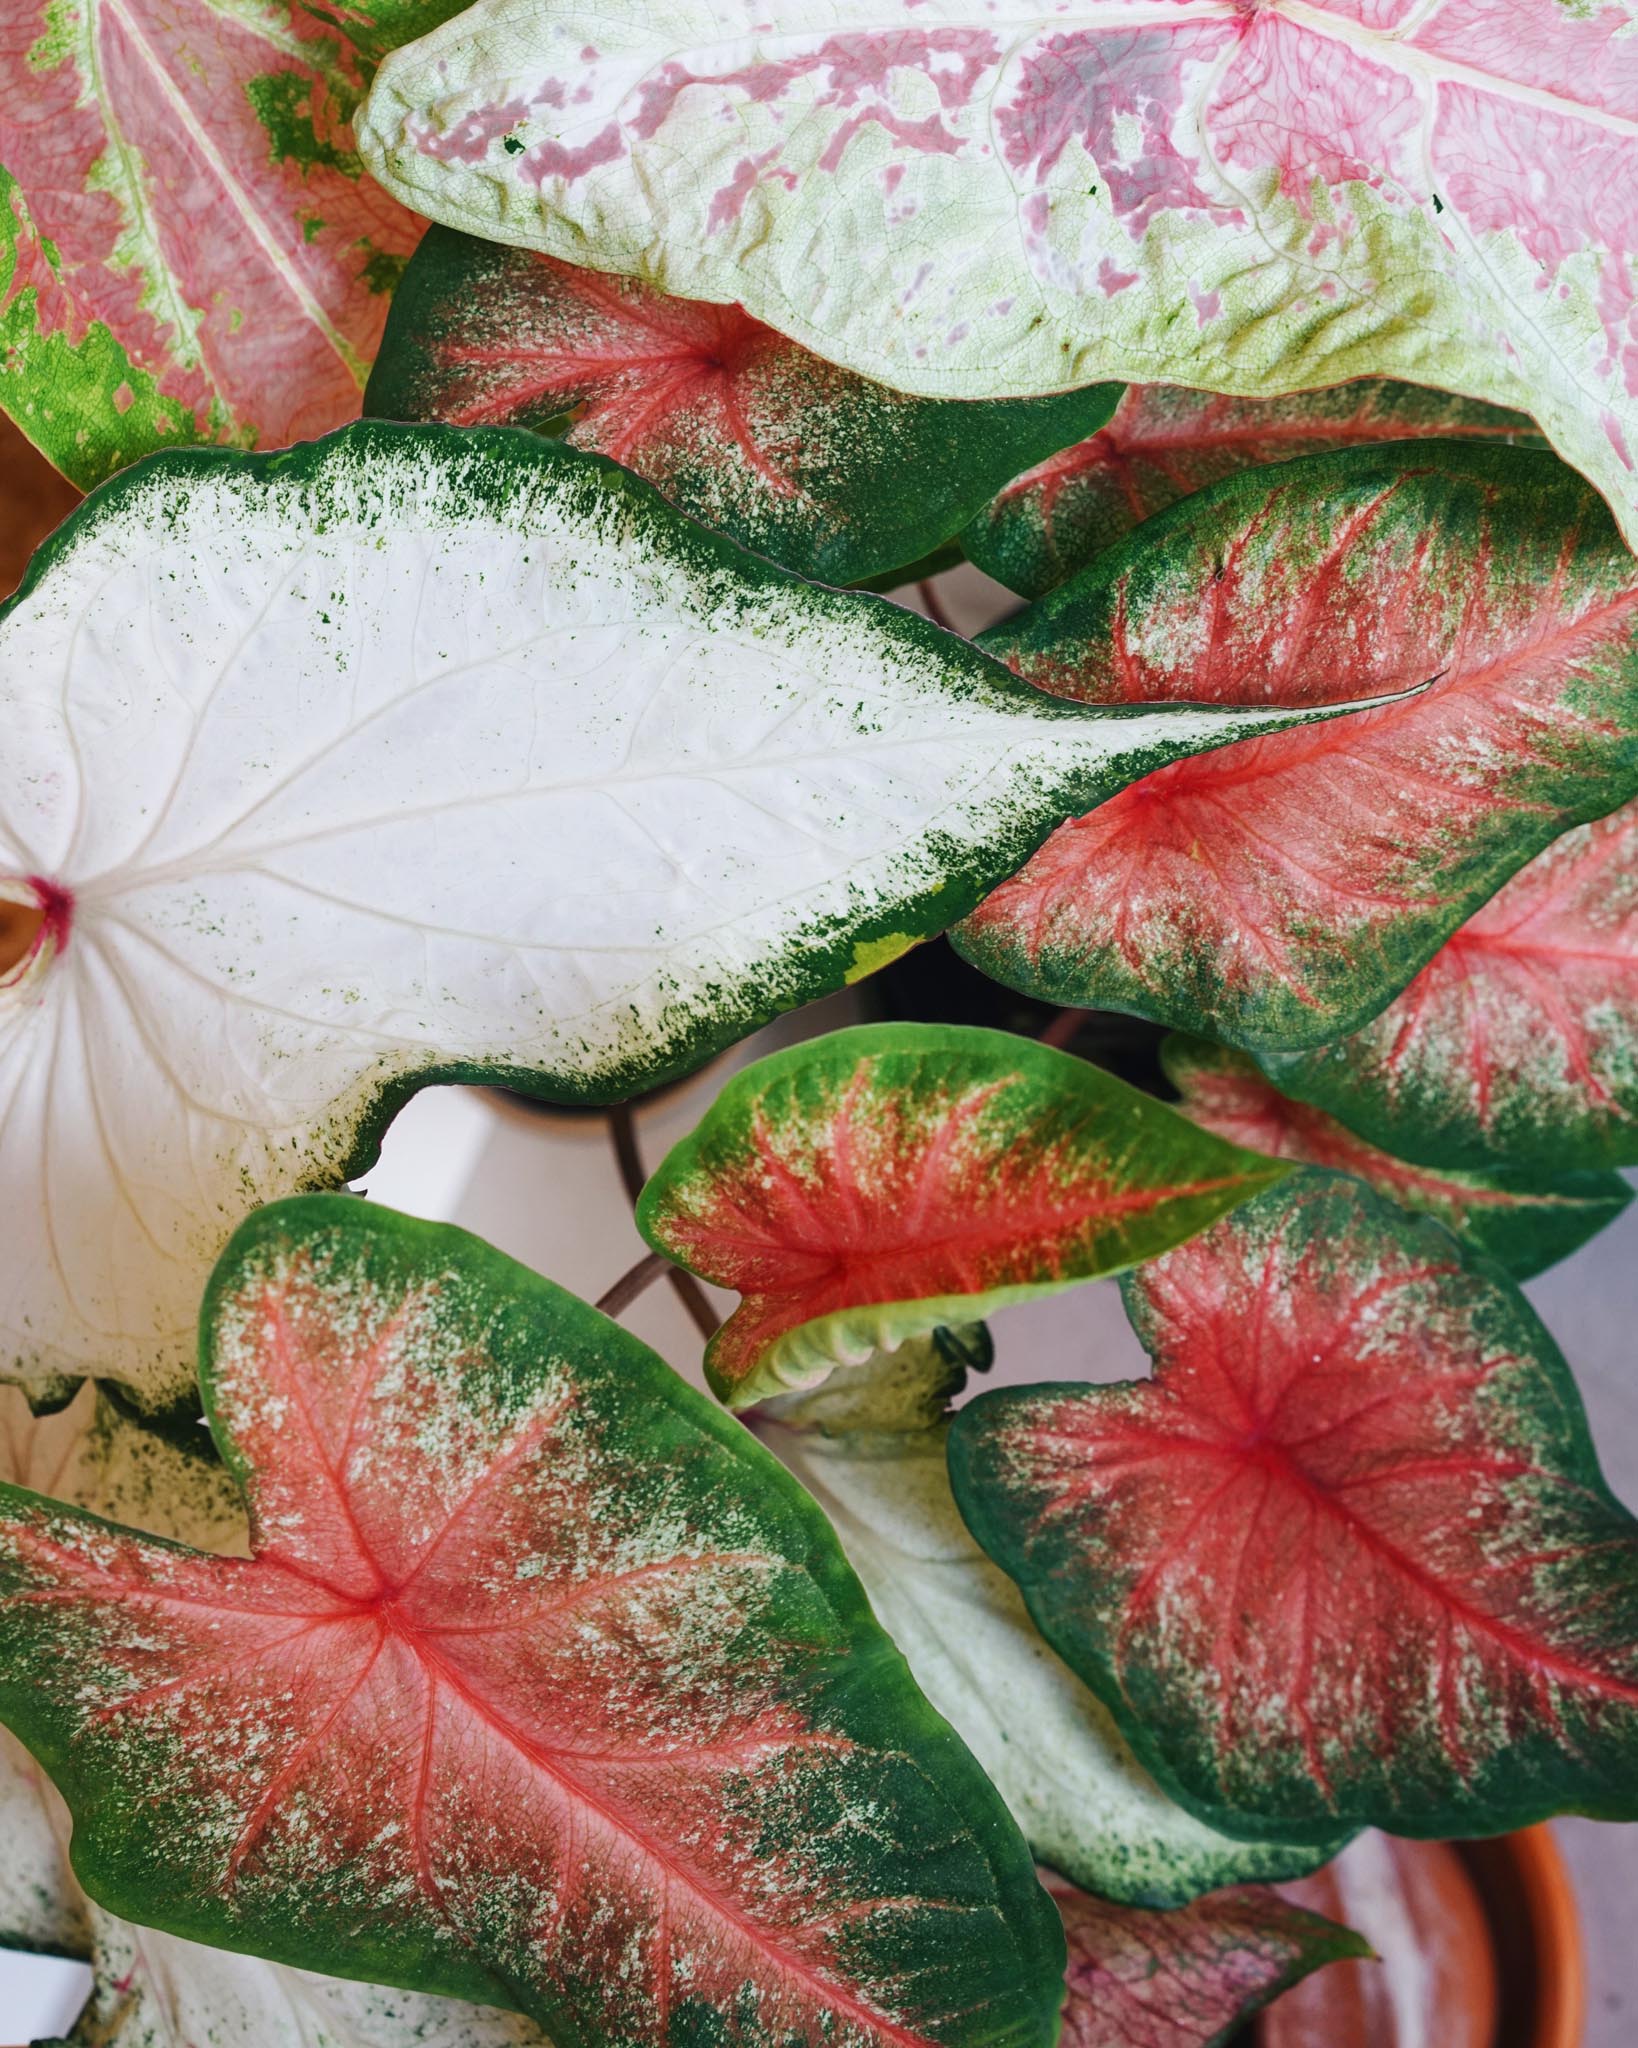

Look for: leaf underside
[949,1170,1638,1842]
[0,0,426,488]
[0,1196,1065,2048]
[962,380,1542,600]
[1,419,1344,1406]
[1267,796,1638,1175]
[954,445,1638,1052]
[1162,1034,1630,1281]
[365,226,1121,584]
[639,1023,1288,1408]
[356,0,1638,551]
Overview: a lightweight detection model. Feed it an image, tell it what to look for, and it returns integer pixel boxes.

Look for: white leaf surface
[762,1419,1340,1906]
[0,422,1348,1403]
[357,0,1638,551]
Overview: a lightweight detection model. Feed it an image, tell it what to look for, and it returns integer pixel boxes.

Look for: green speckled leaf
[0,1194,1065,2048]
[955,446,1638,1052]
[0,421,1363,1409]
[1162,1034,1630,1281]
[365,226,1119,584]
[639,1024,1288,1409]
[950,1171,1638,1843]
[1267,797,1638,1175]
[962,381,1541,601]
[761,1365,1342,1908]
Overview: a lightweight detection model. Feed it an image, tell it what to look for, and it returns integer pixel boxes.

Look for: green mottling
[244,70,362,176]
[359,247,408,294]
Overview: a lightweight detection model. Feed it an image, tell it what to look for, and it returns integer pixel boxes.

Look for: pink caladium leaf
[954,446,1638,1053]
[0,0,427,489]
[1050,1874,1366,2048]
[1267,797,1638,1176]
[1162,1034,1630,1281]
[364,227,1120,584]
[357,0,1638,553]
[963,382,1542,601]
[638,1023,1289,1409]
[0,1194,1066,2048]
[948,1169,1638,1842]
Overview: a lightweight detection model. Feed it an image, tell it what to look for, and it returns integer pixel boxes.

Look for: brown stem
[1039,1007,1090,1051]
[607,1104,721,1339]
[917,578,957,633]
[595,1250,669,1319]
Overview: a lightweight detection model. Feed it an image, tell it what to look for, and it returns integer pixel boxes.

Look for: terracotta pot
[1252,1826,1583,2048]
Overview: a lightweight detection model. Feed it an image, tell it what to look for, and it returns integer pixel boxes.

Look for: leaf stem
[607,1104,720,1339]
[917,578,956,633]
[595,1249,670,1319]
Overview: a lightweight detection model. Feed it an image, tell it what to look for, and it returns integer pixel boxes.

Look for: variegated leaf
[356,0,1638,551]
[963,381,1541,601]
[0,0,427,489]
[638,1024,1287,1408]
[1163,1034,1630,1280]
[1268,797,1638,1174]
[365,226,1120,583]
[949,1170,1638,1841]
[1,422,1355,1407]
[954,446,1638,1052]
[0,1195,1066,2048]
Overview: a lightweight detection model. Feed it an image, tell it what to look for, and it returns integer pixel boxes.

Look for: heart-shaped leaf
[356,0,1638,551]
[963,382,1542,601]
[1268,797,1638,1175]
[365,226,1120,585]
[639,1024,1289,1409]
[949,1170,1638,1841]
[954,446,1638,1052]
[762,1373,1343,1908]
[1162,1035,1630,1281]
[0,1194,1066,2048]
[1050,1874,1366,2048]
[0,0,428,489]
[0,420,1351,1409]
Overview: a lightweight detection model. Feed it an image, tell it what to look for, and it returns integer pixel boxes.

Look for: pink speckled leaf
[358,0,1638,551]
[0,1195,1065,2048]
[638,1023,1288,1408]
[1050,1874,1365,2048]
[1161,1034,1631,1281]
[0,0,426,488]
[954,445,1638,1052]
[949,1171,1638,1842]
[963,381,1542,600]
[1268,796,1638,1175]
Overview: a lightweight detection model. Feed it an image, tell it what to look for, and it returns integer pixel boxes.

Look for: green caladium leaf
[963,382,1542,601]
[0,0,428,490]
[0,1194,1066,2048]
[355,0,1638,553]
[1050,1874,1367,2048]
[1162,1035,1630,1281]
[761,1374,1343,1908]
[365,225,1120,585]
[638,1023,1289,1409]
[954,446,1638,1052]
[949,1170,1638,1843]
[1267,797,1638,1175]
[0,420,1361,1410]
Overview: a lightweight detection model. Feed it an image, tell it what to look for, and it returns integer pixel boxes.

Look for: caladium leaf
[0,1723,85,1958]
[949,1170,1638,1842]
[1268,798,1638,1176]
[1162,1035,1630,1282]
[0,0,427,490]
[638,1023,1290,1409]
[0,1193,1066,2048]
[365,226,1120,585]
[963,382,1542,601]
[356,0,1638,553]
[954,445,1638,1052]
[1050,1874,1366,2048]
[0,420,1354,1409]
[763,1382,1343,1908]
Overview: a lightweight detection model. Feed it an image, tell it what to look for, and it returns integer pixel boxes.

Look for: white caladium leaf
[358,0,1638,551]
[761,1389,1342,1908]
[0,420,1356,1408]
[0,1723,84,1958]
